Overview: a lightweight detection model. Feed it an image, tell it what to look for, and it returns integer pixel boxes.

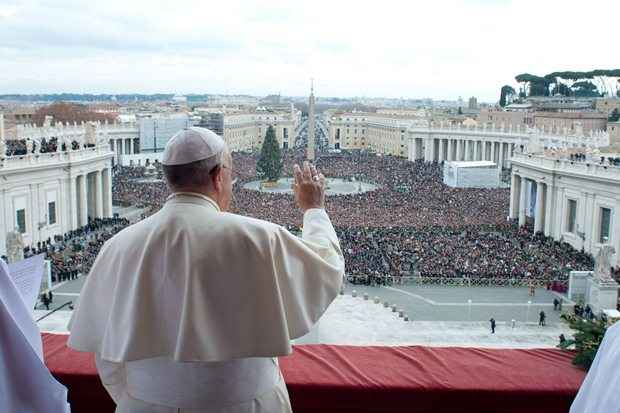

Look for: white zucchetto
[161,127,226,166]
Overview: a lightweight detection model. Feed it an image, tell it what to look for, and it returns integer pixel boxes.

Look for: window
[48,201,57,225]
[600,207,612,243]
[16,209,26,234]
[566,199,577,233]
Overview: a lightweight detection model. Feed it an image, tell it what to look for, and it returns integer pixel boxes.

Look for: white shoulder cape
[68,194,344,362]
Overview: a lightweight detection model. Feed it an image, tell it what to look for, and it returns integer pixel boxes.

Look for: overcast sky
[0,0,618,101]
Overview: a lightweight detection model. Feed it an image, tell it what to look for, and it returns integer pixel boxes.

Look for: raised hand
[293,161,325,212]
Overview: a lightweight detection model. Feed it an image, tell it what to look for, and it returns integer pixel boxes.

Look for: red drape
[43,333,585,413]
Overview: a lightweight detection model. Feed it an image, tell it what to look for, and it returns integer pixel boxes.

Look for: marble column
[491,142,496,164]
[534,181,545,233]
[499,143,505,169]
[78,174,88,227]
[447,139,453,161]
[544,184,554,237]
[518,177,527,226]
[456,139,462,160]
[510,173,519,219]
[103,168,113,217]
[424,138,430,161]
[464,140,471,160]
[473,141,479,160]
[70,176,78,230]
[438,138,445,161]
[94,170,103,218]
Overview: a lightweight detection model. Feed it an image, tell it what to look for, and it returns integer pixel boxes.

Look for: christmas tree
[559,313,608,370]
[256,125,283,182]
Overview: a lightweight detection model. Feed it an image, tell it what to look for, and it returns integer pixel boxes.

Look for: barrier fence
[346,274,568,290]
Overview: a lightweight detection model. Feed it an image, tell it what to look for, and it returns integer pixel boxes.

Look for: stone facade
[510,153,620,268]
[479,108,608,135]
[223,110,300,152]
[595,97,620,116]
[326,111,610,165]
[326,112,421,156]
[0,121,114,256]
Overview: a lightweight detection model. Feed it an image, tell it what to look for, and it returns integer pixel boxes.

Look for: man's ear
[210,166,223,191]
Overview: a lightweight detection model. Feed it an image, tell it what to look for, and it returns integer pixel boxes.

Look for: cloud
[0,0,618,100]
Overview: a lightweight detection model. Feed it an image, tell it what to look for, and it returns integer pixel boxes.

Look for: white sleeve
[301,208,344,270]
[271,208,345,339]
[569,323,620,413]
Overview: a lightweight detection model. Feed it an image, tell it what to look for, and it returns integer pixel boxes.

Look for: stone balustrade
[407,123,609,166]
[511,153,620,181]
[0,143,112,170]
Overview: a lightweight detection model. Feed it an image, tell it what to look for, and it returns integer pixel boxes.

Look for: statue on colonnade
[6,231,24,264]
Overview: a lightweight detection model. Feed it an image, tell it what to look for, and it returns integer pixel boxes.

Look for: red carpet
[43,333,585,413]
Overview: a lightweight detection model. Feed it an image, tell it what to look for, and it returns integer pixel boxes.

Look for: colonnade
[110,138,139,157]
[509,173,549,235]
[71,167,113,229]
[409,136,518,168]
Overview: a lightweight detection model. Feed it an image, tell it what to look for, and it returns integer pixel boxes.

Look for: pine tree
[256,125,283,182]
[559,313,608,370]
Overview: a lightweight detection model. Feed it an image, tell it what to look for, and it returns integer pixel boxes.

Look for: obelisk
[307,80,315,161]
[0,113,5,158]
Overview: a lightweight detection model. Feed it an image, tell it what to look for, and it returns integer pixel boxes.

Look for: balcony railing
[512,153,620,180]
[0,143,113,171]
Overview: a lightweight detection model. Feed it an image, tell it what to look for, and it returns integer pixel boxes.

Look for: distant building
[532,112,608,135]
[607,121,620,149]
[193,106,301,152]
[511,152,620,267]
[0,119,114,256]
[326,111,426,156]
[87,103,121,115]
[260,94,281,105]
[139,115,192,153]
[468,97,478,110]
[595,97,620,116]
[479,97,608,135]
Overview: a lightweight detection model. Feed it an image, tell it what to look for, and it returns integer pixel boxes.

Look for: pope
[68,127,345,412]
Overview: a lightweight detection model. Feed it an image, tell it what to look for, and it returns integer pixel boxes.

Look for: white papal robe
[68,192,345,412]
[0,259,70,413]
[569,321,620,413]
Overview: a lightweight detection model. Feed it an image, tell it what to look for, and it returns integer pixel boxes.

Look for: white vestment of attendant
[68,193,345,412]
[570,322,620,413]
[0,259,70,413]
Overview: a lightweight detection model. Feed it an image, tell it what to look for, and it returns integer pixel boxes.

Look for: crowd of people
[9,217,130,284]
[109,150,597,283]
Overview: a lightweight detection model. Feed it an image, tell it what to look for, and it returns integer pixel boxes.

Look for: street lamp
[526,300,532,323]
[153,120,158,154]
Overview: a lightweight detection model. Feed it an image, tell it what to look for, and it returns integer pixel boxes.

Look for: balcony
[0,144,113,172]
[43,332,585,413]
